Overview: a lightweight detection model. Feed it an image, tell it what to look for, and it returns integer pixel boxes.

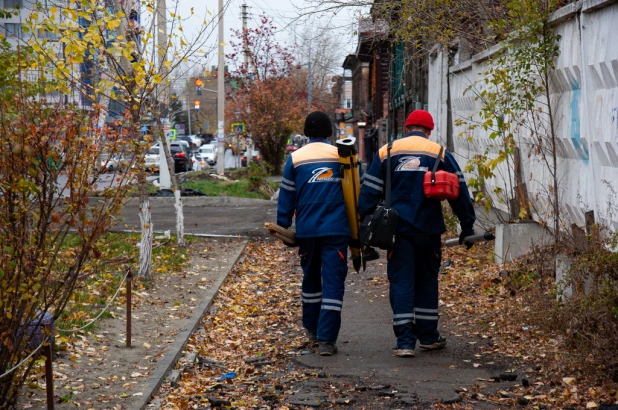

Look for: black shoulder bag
[359,142,398,250]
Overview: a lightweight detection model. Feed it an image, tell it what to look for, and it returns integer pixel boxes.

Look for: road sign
[166,129,177,141]
[230,122,245,133]
[176,124,185,135]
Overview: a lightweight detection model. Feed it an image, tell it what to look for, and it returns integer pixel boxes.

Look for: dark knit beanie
[304,111,332,139]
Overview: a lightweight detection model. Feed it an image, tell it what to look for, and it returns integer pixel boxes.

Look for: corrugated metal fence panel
[429,0,618,230]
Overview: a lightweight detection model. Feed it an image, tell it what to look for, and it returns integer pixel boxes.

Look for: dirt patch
[18,237,246,409]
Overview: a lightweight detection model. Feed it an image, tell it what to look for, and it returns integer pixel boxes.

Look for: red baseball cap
[405,110,434,130]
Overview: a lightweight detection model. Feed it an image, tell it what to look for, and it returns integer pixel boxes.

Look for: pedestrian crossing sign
[231,122,245,133]
[166,129,176,141]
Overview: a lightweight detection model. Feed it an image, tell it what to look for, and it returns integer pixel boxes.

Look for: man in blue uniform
[358,110,476,357]
[277,111,350,356]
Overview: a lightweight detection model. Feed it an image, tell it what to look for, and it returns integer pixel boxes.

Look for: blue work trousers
[298,235,349,342]
[387,234,442,349]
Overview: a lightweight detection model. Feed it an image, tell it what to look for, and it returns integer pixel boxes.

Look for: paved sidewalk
[295,253,504,405]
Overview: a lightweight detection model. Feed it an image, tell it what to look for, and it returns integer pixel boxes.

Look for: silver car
[144,147,160,172]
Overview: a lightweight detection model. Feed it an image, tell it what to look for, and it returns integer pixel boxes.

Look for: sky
[169,0,367,76]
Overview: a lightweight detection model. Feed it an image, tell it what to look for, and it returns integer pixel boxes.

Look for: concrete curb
[126,196,275,208]
[135,239,249,410]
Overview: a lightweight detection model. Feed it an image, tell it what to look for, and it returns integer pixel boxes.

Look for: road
[117,196,277,238]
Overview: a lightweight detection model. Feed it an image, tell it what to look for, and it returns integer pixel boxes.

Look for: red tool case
[423,146,460,201]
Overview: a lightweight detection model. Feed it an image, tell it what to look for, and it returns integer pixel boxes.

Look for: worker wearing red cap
[358,110,476,357]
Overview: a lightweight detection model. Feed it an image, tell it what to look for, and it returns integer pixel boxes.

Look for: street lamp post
[186,95,192,135]
[217,0,225,175]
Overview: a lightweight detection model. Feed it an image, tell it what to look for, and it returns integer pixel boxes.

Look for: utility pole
[186,94,192,135]
[307,44,312,113]
[242,3,252,165]
[242,4,249,68]
[216,0,225,175]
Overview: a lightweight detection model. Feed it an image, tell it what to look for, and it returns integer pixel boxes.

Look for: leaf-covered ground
[20,235,618,409]
[18,236,245,409]
[158,240,618,409]
[437,243,618,409]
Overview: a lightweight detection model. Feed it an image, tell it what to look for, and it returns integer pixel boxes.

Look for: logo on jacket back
[309,167,340,183]
[395,156,428,172]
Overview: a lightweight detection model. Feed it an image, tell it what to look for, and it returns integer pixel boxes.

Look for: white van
[198,144,217,165]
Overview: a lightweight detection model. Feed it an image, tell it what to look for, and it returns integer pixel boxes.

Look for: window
[2,0,22,8]
[4,23,23,38]
[37,28,59,40]
[345,98,352,109]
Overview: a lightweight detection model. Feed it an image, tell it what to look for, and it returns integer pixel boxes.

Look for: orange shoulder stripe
[378,137,444,160]
[292,143,339,167]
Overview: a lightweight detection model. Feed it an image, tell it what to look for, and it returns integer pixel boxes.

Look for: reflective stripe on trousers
[299,235,349,342]
[387,234,442,349]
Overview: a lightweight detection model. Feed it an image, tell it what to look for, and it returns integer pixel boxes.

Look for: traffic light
[194,100,200,110]
[195,78,203,96]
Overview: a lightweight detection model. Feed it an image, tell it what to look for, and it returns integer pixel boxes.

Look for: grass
[181,179,267,199]
[181,169,279,199]
[55,232,194,334]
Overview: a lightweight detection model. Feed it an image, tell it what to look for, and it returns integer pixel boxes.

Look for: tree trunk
[174,189,185,246]
[138,179,153,280]
[159,134,185,246]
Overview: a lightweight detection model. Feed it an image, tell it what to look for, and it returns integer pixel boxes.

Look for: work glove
[349,237,362,249]
[459,228,475,250]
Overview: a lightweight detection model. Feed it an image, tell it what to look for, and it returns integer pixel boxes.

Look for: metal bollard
[126,270,133,348]
[44,324,55,410]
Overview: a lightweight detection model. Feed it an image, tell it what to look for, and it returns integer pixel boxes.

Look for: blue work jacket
[277,139,351,238]
[358,131,476,235]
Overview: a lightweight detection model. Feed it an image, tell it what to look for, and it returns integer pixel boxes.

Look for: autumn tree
[0,0,220,404]
[0,38,140,406]
[227,17,306,174]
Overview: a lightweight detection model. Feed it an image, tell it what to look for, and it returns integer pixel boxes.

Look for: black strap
[385,142,393,207]
[431,146,444,185]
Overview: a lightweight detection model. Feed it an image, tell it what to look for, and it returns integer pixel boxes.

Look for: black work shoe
[319,341,338,356]
[419,336,447,350]
[305,329,317,343]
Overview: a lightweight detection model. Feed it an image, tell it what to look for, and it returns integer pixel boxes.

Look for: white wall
[429,0,618,231]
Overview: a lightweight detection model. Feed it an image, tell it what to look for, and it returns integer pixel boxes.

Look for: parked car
[170,142,193,173]
[192,152,210,171]
[198,144,217,165]
[189,135,204,149]
[241,149,260,167]
[144,147,160,172]
[198,133,215,146]
[175,135,197,151]
[98,153,132,173]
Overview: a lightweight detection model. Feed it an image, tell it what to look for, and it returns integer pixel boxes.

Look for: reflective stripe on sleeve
[363,180,383,192]
[281,177,295,186]
[365,174,384,185]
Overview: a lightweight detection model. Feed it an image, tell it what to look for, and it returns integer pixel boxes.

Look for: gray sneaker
[319,342,338,356]
[392,348,415,357]
[419,336,447,350]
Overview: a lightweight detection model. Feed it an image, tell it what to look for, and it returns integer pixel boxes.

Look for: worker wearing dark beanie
[304,111,333,139]
[277,110,349,357]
